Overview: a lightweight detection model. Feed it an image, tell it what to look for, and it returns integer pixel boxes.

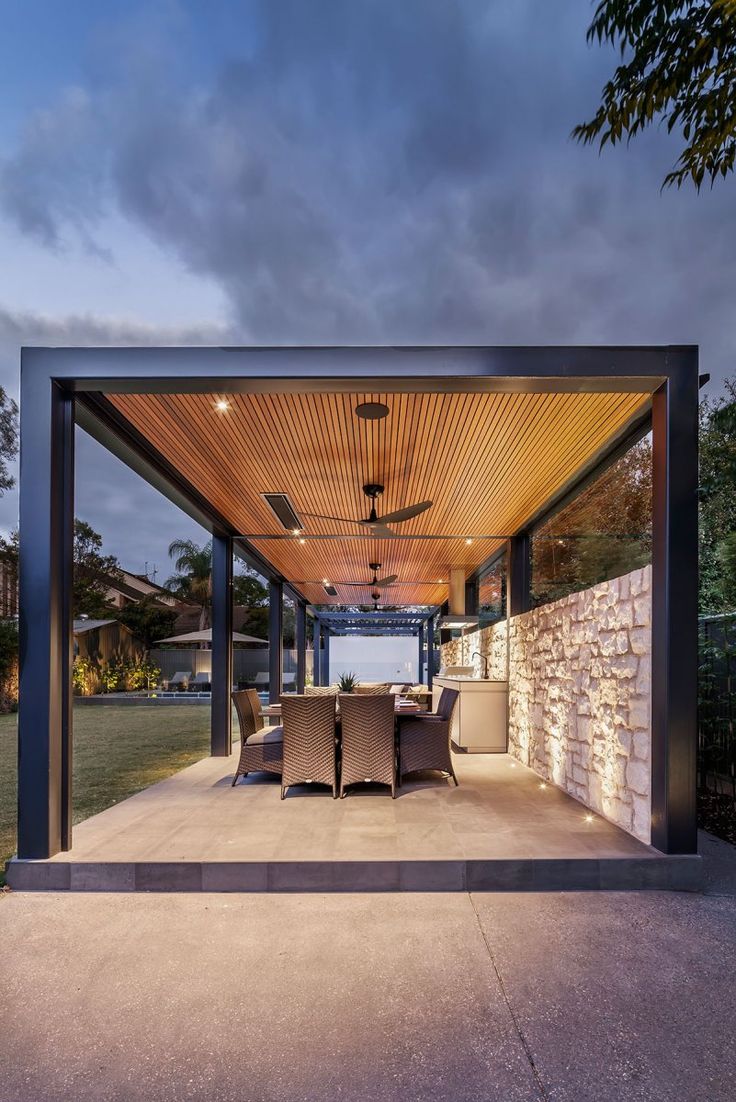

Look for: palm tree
[166,538,212,630]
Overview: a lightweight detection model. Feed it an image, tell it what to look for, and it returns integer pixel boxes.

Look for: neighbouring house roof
[73,619,118,634]
[102,569,182,608]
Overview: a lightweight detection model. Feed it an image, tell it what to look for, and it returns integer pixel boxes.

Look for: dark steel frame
[16,345,698,857]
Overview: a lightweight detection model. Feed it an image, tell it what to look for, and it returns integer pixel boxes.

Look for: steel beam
[295,602,307,693]
[417,622,425,685]
[17,376,75,858]
[210,534,233,757]
[650,353,699,854]
[268,581,283,704]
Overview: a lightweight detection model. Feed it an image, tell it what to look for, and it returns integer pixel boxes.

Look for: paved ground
[40,751,653,862]
[1,831,734,1102]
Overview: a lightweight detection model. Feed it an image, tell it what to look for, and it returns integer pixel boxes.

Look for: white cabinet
[432,677,508,753]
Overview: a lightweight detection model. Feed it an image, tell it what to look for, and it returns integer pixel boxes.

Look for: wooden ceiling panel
[108,389,649,606]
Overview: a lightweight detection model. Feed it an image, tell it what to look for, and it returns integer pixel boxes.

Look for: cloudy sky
[0,0,733,576]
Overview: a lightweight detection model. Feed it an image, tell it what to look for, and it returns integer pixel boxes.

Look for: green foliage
[337,671,359,692]
[532,439,652,606]
[73,519,122,618]
[699,379,736,613]
[715,533,736,608]
[117,597,177,649]
[0,387,18,494]
[233,571,268,607]
[165,538,212,627]
[0,620,19,712]
[72,654,161,695]
[573,0,736,188]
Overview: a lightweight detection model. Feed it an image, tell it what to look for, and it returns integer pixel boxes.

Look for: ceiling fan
[337,562,398,590]
[303,483,432,537]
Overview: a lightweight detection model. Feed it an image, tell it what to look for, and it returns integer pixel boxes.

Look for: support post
[295,602,307,693]
[18,375,75,858]
[269,580,283,704]
[650,358,699,854]
[210,533,233,756]
[321,629,330,686]
[508,533,531,617]
[417,622,425,685]
[426,616,435,690]
[312,618,321,685]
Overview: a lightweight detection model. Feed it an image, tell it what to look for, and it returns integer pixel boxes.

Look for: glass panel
[531,436,652,607]
[233,556,270,699]
[478,551,506,626]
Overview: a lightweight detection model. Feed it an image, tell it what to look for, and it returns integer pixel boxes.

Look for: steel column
[18,377,75,858]
[650,358,699,854]
[426,616,435,689]
[295,602,307,693]
[268,581,283,704]
[508,534,531,617]
[417,622,425,685]
[321,629,331,686]
[312,618,321,685]
[210,533,233,756]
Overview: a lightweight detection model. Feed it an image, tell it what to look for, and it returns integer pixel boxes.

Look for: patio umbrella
[154,628,268,646]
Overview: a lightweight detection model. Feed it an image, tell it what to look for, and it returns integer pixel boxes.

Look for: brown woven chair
[338,693,396,798]
[231,689,283,785]
[398,687,459,787]
[281,694,338,799]
[304,685,339,696]
[354,683,390,695]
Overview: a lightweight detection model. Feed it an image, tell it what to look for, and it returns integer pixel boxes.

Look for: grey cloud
[0,0,734,386]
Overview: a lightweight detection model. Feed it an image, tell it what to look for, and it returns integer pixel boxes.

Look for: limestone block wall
[439,565,652,843]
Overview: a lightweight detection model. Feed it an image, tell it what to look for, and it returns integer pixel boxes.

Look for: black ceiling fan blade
[301,511,365,527]
[375,574,399,587]
[376,500,432,525]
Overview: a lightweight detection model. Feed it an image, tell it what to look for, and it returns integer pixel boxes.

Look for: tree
[165,538,213,629]
[0,387,18,494]
[699,378,736,612]
[573,0,736,189]
[531,439,653,606]
[73,520,122,618]
[117,597,177,650]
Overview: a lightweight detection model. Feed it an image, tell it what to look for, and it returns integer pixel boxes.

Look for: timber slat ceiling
[108,389,650,606]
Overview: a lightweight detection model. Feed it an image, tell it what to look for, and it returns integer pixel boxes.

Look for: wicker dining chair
[280,694,338,799]
[338,693,396,798]
[354,683,391,695]
[231,689,283,785]
[397,687,460,786]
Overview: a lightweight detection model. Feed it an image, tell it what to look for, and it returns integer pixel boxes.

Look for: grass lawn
[0,703,235,875]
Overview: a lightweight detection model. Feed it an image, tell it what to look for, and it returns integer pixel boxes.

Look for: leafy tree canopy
[117,596,177,650]
[73,520,122,619]
[0,387,18,494]
[699,378,736,611]
[574,0,736,188]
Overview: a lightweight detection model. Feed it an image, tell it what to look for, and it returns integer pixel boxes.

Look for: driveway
[1,832,734,1101]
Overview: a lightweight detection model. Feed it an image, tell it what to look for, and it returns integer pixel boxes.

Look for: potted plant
[337,671,359,693]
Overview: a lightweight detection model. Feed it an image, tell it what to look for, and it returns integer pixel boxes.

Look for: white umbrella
[154,628,268,646]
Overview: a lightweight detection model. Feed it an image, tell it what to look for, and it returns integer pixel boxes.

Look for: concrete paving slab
[470,833,736,1102]
[0,891,541,1102]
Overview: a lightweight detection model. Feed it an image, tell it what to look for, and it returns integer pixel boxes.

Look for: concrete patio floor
[0,832,733,1102]
[7,751,700,891]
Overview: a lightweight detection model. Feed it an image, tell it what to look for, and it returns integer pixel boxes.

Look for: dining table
[261,698,422,721]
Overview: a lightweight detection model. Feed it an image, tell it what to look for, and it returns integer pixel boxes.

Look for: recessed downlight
[215,399,230,412]
[355,401,389,421]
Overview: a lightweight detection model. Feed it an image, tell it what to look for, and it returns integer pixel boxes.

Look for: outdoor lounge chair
[168,671,191,691]
[252,672,270,689]
[280,694,338,799]
[282,672,296,686]
[397,687,459,787]
[338,693,396,798]
[231,689,283,785]
[189,672,211,691]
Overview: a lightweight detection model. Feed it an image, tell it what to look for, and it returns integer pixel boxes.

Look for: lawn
[0,703,236,875]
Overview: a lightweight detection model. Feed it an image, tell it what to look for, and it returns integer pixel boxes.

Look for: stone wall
[440,565,652,843]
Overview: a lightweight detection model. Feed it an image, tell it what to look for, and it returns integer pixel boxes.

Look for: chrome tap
[472,651,489,679]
